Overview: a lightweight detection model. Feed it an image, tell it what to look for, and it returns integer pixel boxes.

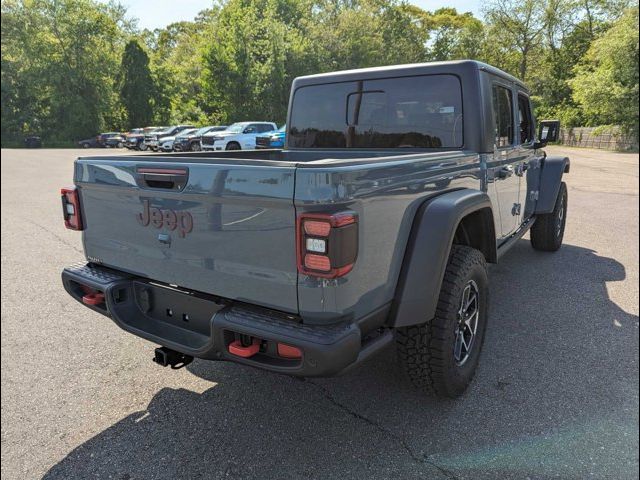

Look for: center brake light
[61,186,84,231]
[296,212,358,278]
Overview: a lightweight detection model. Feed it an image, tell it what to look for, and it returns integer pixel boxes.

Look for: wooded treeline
[1,0,638,145]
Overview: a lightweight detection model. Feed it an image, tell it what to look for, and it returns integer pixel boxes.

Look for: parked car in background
[23,136,42,148]
[158,136,176,152]
[173,126,228,152]
[256,125,286,149]
[123,128,144,150]
[145,125,195,151]
[159,128,197,152]
[125,130,143,150]
[134,127,166,151]
[104,134,125,148]
[79,132,122,148]
[201,122,277,150]
[78,137,100,148]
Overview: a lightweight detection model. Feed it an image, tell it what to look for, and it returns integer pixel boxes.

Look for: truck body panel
[294,150,481,323]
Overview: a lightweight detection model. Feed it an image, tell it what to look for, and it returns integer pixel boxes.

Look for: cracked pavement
[1,147,638,479]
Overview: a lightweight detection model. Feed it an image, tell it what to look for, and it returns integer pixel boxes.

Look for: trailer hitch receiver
[153,347,193,369]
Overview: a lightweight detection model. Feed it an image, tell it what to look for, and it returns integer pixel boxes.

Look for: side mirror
[535,119,560,148]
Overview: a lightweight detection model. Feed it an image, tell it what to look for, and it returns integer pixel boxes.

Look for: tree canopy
[1,0,637,145]
[120,40,154,129]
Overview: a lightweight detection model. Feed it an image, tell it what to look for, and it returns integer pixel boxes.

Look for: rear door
[76,158,299,313]
[513,92,539,220]
[490,82,521,239]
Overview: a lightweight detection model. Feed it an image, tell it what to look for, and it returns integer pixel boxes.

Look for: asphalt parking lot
[1,146,638,479]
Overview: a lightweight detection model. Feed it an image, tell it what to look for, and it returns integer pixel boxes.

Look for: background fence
[558,126,639,151]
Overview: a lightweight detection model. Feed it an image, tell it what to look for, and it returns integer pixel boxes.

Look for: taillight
[296,212,358,278]
[61,186,83,230]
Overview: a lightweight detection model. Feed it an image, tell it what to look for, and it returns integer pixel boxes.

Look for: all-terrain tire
[531,182,567,252]
[396,245,489,398]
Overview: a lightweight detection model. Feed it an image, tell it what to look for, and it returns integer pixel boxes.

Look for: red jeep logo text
[137,199,193,238]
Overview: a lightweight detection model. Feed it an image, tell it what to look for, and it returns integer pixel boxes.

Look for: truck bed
[74,148,481,321]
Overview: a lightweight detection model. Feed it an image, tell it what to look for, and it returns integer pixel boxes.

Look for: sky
[119,0,483,31]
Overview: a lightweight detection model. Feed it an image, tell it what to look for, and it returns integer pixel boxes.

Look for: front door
[491,83,521,239]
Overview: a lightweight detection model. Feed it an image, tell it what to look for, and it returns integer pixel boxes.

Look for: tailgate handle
[137,167,188,190]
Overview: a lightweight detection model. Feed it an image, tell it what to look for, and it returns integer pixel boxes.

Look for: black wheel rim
[556,193,565,237]
[454,280,480,366]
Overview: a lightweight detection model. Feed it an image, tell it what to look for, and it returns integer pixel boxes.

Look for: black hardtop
[287,60,526,153]
[292,60,527,90]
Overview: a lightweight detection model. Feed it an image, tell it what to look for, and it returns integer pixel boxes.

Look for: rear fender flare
[390,189,496,328]
[536,156,570,214]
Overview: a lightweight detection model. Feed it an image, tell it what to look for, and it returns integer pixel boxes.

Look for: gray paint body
[74,60,567,327]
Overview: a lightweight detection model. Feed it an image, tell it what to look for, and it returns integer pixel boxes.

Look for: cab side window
[517,94,534,144]
[492,85,513,148]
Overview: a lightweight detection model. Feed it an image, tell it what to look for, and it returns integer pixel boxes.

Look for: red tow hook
[228,339,260,358]
[82,292,105,306]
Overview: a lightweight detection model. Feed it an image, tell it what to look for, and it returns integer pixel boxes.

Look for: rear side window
[289,74,463,148]
[517,94,534,144]
[492,85,513,148]
[258,124,274,133]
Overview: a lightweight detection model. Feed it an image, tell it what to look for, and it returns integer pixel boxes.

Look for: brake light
[296,212,358,278]
[61,186,83,230]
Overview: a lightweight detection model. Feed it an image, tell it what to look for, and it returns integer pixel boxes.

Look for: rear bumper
[61,263,390,377]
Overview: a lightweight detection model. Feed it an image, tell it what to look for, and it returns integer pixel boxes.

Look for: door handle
[497,165,514,179]
[137,167,188,190]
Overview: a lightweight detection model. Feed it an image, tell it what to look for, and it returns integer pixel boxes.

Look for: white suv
[201,122,277,151]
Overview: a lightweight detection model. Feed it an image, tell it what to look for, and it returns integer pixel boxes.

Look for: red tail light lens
[61,186,83,230]
[304,254,331,272]
[304,220,331,237]
[297,212,358,278]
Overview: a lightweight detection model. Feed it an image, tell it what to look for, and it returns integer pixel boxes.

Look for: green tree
[120,40,153,128]
[425,8,484,61]
[1,0,132,143]
[483,0,546,81]
[2,0,638,146]
[202,0,310,124]
[570,7,639,136]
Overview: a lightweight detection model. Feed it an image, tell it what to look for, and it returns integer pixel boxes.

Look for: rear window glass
[288,74,463,148]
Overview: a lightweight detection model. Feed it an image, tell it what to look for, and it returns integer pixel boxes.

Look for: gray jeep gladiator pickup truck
[61,60,568,397]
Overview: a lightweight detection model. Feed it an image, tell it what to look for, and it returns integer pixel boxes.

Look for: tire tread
[396,245,487,397]
[531,182,567,251]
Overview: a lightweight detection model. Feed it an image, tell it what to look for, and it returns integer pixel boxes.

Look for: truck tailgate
[75,158,298,313]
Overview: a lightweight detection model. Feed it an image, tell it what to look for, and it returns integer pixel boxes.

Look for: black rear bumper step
[61,263,390,377]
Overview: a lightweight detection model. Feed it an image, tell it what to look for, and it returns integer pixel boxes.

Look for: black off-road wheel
[531,182,567,252]
[396,245,489,398]
[226,142,241,150]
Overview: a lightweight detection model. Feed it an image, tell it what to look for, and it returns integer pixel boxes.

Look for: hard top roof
[293,60,527,90]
